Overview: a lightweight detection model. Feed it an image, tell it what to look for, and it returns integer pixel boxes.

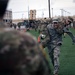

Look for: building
[29,10,36,20]
[3,10,12,24]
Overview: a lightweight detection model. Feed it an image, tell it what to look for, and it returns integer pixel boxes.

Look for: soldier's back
[0,28,51,75]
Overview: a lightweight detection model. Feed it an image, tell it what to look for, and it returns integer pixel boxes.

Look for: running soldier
[40,18,75,75]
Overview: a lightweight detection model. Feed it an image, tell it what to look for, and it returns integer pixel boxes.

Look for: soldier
[17,22,21,30]
[40,18,75,75]
[62,18,75,44]
[0,0,51,75]
[13,24,17,29]
[46,20,63,75]
[37,20,41,33]
[49,19,75,75]
[0,30,52,75]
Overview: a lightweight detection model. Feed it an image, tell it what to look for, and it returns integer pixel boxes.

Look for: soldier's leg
[53,46,60,75]
[47,46,54,66]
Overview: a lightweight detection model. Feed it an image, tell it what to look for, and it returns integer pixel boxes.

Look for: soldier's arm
[41,25,50,48]
[63,27,75,43]
[56,23,64,34]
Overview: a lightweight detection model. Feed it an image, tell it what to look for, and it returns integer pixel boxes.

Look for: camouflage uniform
[40,23,51,48]
[0,0,51,74]
[40,20,75,75]
[62,18,75,44]
[0,22,51,75]
[46,24,62,75]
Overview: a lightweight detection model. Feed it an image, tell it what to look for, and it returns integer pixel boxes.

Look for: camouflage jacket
[0,23,51,75]
[41,23,75,47]
[39,24,50,47]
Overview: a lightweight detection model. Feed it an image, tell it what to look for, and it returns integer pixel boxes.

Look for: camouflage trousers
[47,45,60,74]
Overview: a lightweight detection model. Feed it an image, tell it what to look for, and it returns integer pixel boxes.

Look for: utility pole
[28,6,29,20]
[60,9,64,20]
[42,10,44,18]
[52,8,53,18]
[22,14,24,20]
[60,9,64,17]
[63,10,67,16]
[28,6,29,26]
[48,0,51,18]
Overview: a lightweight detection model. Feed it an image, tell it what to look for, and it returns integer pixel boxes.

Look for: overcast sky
[7,0,75,19]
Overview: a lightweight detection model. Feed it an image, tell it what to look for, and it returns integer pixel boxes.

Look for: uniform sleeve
[63,27,75,43]
[40,25,50,48]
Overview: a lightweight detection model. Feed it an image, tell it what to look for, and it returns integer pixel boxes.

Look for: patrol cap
[52,18,59,23]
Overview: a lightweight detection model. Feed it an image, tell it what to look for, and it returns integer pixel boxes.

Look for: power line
[12,9,47,13]
[12,11,28,13]
[60,9,71,17]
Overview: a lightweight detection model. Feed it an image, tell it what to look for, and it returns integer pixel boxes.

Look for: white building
[3,10,12,24]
